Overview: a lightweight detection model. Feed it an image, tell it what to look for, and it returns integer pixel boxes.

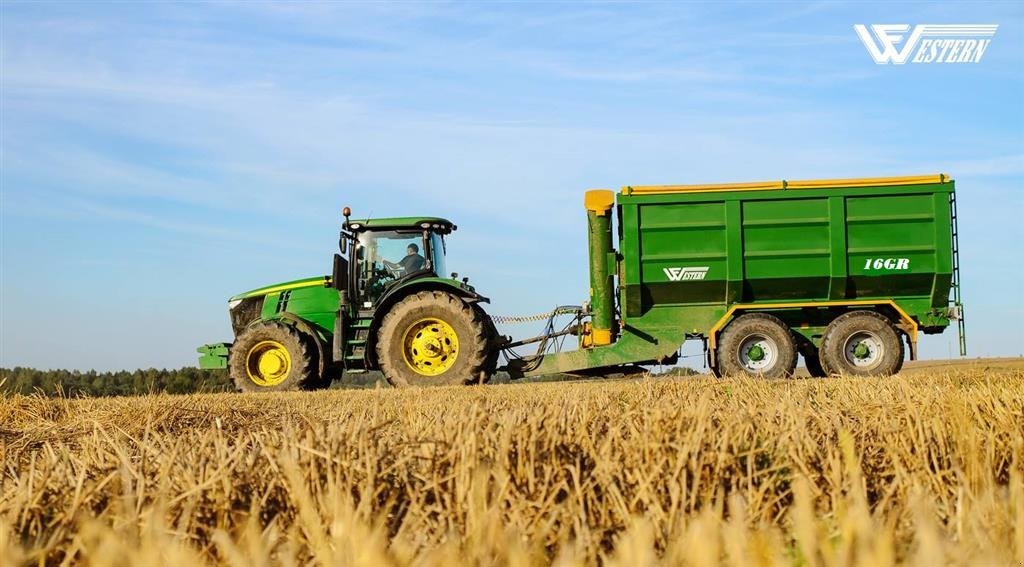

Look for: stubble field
[2,362,1022,566]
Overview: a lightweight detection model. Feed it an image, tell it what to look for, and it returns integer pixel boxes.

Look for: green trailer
[509,173,964,378]
[199,173,964,389]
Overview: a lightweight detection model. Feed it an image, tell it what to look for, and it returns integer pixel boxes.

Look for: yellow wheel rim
[401,318,459,376]
[245,340,292,386]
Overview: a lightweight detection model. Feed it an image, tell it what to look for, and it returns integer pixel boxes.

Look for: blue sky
[2,2,1022,371]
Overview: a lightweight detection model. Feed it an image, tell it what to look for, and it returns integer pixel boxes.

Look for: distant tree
[653,366,701,378]
[0,367,232,397]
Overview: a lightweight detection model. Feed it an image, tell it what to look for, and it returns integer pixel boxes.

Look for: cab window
[356,230,432,303]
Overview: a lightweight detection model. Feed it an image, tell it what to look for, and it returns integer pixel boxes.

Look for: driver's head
[407,243,419,256]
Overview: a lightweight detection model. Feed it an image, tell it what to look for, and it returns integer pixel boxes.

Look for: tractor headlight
[228,298,243,310]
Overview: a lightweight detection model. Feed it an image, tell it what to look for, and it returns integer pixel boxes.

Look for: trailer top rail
[622,173,951,196]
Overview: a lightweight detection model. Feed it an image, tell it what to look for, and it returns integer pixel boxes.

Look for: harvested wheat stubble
[1,370,1022,566]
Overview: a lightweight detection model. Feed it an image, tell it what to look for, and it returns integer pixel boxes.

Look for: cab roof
[344,216,456,234]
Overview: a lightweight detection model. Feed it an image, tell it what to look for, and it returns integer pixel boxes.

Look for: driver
[384,243,425,274]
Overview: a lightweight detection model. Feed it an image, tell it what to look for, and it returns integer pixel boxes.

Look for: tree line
[0,367,233,397]
[1,365,702,398]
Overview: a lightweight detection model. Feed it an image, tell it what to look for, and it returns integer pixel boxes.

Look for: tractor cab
[338,216,455,306]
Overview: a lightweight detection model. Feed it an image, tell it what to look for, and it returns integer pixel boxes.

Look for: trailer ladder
[950,191,967,356]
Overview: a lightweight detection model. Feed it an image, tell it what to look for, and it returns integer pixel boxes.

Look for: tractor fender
[365,278,489,369]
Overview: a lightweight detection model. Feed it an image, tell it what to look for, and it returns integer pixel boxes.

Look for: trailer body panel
[617,178,954,326]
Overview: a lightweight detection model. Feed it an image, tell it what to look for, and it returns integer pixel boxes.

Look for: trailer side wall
[617,180,955,328]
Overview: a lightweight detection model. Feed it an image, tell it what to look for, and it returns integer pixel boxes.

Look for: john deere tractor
[198,211,499,391]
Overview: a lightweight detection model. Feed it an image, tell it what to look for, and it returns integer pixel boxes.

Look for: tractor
[198,211,499,390]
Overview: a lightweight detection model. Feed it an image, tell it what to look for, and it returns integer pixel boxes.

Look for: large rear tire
[473,304,501,385]
[230,322,317,392]
[376,291,496,387]
[819,311,904,377]
[717,313,797,378]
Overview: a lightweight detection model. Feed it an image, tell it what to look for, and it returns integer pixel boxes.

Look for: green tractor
[198,210,500,391]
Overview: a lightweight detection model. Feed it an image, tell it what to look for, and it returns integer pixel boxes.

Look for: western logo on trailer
[853,24,998,64]
[664,267,709,281]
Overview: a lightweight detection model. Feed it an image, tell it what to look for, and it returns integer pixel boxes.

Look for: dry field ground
[2,360,1022,566]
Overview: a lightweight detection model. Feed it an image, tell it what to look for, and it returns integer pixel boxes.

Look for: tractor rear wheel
[474,304,501,385]
[230,322,317,392]
[819,311,904,377]
[717,313,797,378]
[376,291,496,387]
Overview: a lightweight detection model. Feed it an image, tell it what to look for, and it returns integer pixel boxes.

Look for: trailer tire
[819,311,904,377]
[377,291,495,387]
[708,350,722,378]
[230,321,317,392]
[892,339,906,375]
[717,313,797,378]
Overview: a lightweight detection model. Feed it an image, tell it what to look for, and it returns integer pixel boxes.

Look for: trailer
[198,174,964,389]
[509,173,963,378]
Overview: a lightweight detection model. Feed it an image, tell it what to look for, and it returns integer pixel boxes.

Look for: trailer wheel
[717,313,797,378]
[708,350,722,378]
[376,291,496,387]
[819,311,904,376]
[230,322,317,392]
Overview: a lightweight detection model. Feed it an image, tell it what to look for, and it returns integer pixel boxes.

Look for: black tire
[376,291,496,387]
[819,310,904,377]
[474,304,501,385]
[892,340,906,375]
[708,350,722,378]
[717,313,797,378]
[230,321,317,392]
[801,345,828,378]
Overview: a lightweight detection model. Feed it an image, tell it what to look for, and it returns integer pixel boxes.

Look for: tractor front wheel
[229,322,317,392]
[376,291,496,387]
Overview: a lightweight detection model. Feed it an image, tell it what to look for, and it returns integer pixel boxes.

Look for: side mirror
[332,254,349,290]
[339,234,349,254]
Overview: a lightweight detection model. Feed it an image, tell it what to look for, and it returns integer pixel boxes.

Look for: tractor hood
[229,276,330,302]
